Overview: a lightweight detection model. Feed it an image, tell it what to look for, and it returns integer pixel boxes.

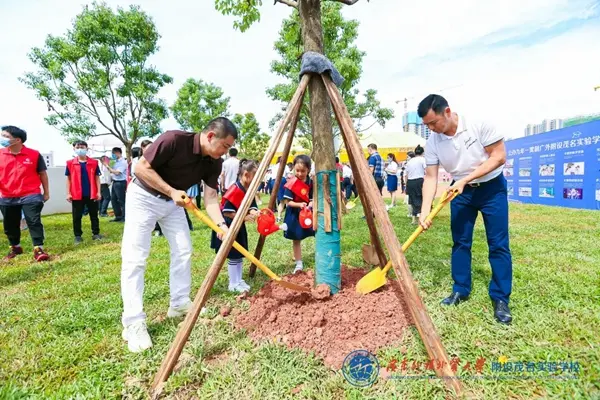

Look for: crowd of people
[1,93,514,352]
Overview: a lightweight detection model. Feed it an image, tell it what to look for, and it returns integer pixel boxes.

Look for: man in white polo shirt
[220,147,239,192]
[417,94,513,325]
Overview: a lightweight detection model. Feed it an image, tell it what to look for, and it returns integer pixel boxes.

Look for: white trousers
[120,183,192,327]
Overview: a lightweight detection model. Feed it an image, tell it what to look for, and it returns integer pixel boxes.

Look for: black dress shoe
[441,292,469,306]
[492,300,512,325]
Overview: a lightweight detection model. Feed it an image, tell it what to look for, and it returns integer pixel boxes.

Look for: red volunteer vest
[0,146,43,198]
[221,183,246,210]
[284,177,311,203]
[66,157,99,200]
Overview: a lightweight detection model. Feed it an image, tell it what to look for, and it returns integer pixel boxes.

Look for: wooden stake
[249,94,303,278]
[150,74,311,398]
[336,171,342,230]
[322,173,332,232]
[341,137,388,268]
[323,74,463,397]
[312,177,318,231]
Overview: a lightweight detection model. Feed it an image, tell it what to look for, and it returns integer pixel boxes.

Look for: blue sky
[1,0,599,165]
[399,0,600,76]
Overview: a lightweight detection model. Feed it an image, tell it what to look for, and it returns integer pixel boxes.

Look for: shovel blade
[362,244,381,266]
[355,267,388,294]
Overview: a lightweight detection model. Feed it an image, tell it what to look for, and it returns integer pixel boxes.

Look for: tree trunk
[125,141,133,163]
[299,0,341,294]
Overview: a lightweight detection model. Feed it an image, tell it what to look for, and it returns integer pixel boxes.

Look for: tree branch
[274,0,298,8]
[45,101,81,134]
[66,62,120,138]
[105,64,127,136]
[329,0,362,4]
[357,120,377,133]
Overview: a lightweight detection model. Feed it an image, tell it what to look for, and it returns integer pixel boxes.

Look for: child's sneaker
[228,282,249,293]
[4,245,23,261]
[293,263,304,274]
[238,280,251,292]
[33,246,49,262]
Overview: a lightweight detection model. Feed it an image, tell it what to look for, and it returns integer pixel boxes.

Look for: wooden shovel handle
[382,189,458,275]
[182,196,281,282]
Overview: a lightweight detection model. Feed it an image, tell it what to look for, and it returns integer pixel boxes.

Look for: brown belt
[133,178,170,201]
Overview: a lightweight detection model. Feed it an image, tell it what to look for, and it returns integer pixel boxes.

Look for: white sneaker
[122,321,153,353]
[228,282,249,293]
[167,300,193,318]
[294,264,304,274]
[238,280,251,291]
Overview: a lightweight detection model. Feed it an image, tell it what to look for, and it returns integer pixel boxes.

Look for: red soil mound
[235,266,413,369]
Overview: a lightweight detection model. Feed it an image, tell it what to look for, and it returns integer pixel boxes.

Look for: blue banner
[504,120,600,210]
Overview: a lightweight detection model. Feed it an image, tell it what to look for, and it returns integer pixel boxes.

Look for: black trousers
[0,202,45,247]
[111,181,127,220]
[72,197,100,236]
[406,178,424,216]
[343,177,358,199]
[375,177,385,195]
[100,184,111,215]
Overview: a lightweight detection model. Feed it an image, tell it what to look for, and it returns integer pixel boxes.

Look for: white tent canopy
[355,131,426,150]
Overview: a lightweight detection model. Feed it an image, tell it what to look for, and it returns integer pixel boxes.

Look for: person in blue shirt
[367,143,385,195]
[102,147,128,222]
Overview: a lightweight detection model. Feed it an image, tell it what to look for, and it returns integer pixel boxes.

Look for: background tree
[267,2,394,150]
[231,113,270,161]
[20,2,172,156]
[171,78,231,132]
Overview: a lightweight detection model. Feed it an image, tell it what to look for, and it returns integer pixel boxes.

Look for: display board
[504,120,600,210]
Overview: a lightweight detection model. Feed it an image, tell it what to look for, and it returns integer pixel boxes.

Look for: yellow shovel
[355,189,459,294]
[182,196,310,293]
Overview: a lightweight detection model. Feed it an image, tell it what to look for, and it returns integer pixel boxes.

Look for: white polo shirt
[425,115,505,184]
[222,156,239,190]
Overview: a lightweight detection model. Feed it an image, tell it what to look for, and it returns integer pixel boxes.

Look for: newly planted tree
[214,0,371,293]
[267,2,394,152]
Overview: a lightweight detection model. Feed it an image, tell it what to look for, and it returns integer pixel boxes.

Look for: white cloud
[1,0,599,165]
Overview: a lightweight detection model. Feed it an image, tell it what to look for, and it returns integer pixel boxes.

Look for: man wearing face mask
[0,126,50,262]
[102,147,128,222]
[120,117,238,353]
[417,94,513,325]
[65,140,103,244]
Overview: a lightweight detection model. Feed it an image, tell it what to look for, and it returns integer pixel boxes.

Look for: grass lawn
[1,196,599,399]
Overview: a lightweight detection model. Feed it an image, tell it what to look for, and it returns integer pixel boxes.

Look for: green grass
[1,196,599,400]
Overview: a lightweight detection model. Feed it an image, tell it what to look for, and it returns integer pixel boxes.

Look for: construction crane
[395,84,464,132]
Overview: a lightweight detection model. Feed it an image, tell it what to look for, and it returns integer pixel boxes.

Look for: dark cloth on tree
[299,51,344,87]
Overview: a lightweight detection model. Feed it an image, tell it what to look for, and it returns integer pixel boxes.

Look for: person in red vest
[0,126,50,262]
[210,159,259,293]
[66,140,103,244]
